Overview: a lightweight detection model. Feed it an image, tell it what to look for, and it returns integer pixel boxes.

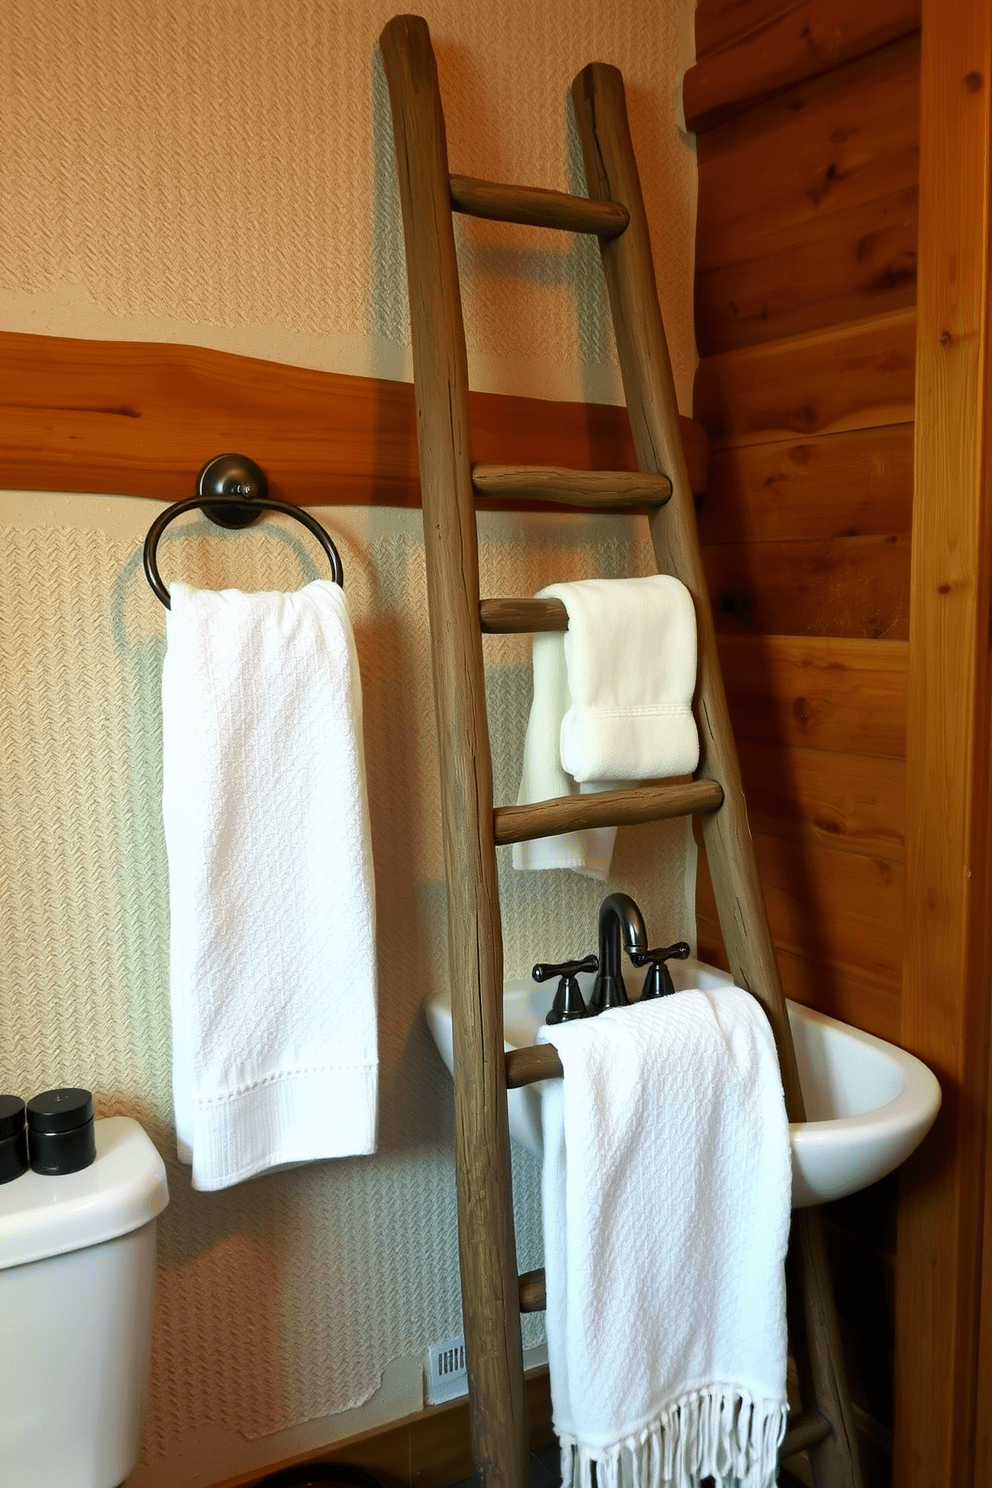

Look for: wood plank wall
[687,0,918,1047]
[685,4,920,1482]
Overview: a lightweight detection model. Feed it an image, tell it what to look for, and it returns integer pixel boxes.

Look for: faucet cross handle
[630,941,691,1000]
[533,955,599,1024]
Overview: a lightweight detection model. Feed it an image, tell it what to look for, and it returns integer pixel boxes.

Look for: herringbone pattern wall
[0,505,693,1469]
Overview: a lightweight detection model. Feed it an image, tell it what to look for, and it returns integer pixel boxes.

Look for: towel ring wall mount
[143,453,344,608]
[198,453,270,529]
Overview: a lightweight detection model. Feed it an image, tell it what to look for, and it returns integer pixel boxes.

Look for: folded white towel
[162,580,377,1191]
[539,988,790,1488]
[513,576,699,879]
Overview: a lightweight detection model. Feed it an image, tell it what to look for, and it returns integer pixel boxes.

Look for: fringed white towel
[163,580,377,1191]
[539,988,790,1488]
[513,575,699,880]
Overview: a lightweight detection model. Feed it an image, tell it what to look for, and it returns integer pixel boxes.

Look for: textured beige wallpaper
[0,0,698,1480]
[0,501,695,1482]
[0,0,696,406]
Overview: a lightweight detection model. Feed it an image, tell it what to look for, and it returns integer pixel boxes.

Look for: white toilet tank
[0,1115,169,1488]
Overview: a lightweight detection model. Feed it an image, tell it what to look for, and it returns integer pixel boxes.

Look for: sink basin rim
[425,957,942,1206]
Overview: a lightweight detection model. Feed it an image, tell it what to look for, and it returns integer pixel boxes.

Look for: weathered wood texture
[505,1048,563,1090]
[894,3,992,1486]
[687,0,920,132]
[380,17,527,1488]
[449,175,628,236]
[0,330,707,506]
[470,464,670,506]
[493,779,722,845]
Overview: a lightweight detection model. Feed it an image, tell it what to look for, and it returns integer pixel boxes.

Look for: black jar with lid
[0,1095,28,1183]
[27,1088,96,1175]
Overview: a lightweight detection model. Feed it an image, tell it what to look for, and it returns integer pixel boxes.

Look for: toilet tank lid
[0,1116,169,1269]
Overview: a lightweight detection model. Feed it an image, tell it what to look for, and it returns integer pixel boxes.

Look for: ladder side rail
[570,63,864,1488]
[570,62,802,1114]
[379,18,528,1488]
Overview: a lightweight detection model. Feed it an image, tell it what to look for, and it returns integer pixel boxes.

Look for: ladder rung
[506,1044,563,1089]
[450,174,629,237]
[518,1268,547,1313]
[781,1412,833,1458]
[481,597,567,633]
[494,780,723,845]
[472,464,671,507]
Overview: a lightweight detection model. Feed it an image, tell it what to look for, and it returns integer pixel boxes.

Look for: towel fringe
[559,1387,788,1488]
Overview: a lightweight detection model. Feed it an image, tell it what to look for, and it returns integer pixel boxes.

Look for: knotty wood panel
[717,634,908,756]
[703,531,910,639]
[697,424,913,545]
[699,839,898,988]
[695,0,805,61]
[736,739,905,859]
[685,0,921,133]
[694,308,916,448]
[0,331,708,505]
[696,848,902,1040]
[695,33,920,272]
[752,833,903,992]
[695,187,918,354]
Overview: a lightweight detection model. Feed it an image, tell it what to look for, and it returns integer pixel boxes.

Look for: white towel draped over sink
[539,988,791,1488]
[424,957,943,1208]
[162,580,378,1192]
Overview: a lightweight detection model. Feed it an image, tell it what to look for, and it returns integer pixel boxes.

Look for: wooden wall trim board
[685,0,921,134]
[0,331,708,506]
[206,1369,553,1488]
[896,1,992,1485]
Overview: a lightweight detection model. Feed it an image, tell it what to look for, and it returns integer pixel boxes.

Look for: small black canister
[27,1088,96,1175]
[0,1095,28,1183]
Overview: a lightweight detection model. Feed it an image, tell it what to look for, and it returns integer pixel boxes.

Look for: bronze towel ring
[143,454,344,608]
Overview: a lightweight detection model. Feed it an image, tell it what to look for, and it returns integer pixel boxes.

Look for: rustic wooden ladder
[380,15,863,1488]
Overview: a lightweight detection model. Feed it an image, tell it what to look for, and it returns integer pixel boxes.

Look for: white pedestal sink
[426,956,941,1207]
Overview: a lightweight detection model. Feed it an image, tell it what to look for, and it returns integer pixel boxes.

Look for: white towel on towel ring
[163,579,378,1191]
